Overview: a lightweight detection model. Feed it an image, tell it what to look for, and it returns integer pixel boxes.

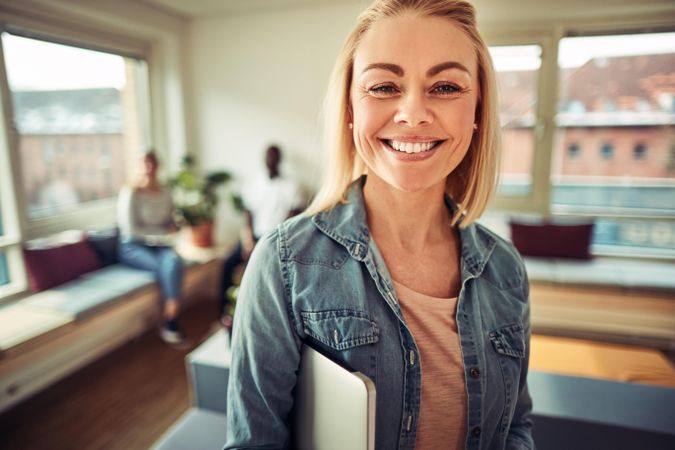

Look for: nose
[394,91,433,127]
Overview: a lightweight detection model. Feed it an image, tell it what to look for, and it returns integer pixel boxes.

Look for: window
[2,32,150,221]
[552,31,675,254]
[568,143,581,159]
[600,143,614,160]
[490,45,542,196]
[633,143,647,160]
[0,212,9,288]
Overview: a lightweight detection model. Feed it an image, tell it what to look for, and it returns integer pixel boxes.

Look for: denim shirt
[225,178,534,450]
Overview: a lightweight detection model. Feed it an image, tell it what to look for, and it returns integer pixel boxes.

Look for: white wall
[187,2,365,240]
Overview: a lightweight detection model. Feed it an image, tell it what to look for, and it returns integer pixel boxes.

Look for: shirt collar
[312,176,495,277]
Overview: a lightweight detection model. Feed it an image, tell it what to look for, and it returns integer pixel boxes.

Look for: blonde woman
[225,1,534,449]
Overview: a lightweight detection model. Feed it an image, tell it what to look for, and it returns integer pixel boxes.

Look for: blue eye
[368,84,399,96]
[432,83,462,95]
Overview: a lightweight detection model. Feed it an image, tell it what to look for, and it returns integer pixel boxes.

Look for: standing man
[220,145,304,326]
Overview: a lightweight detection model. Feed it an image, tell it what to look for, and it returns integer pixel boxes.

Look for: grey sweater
[117,186,175,243]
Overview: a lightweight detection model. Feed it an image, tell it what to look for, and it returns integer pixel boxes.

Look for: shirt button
[470,367,481,378]
[472,426,481,438]
[409,349,415,366]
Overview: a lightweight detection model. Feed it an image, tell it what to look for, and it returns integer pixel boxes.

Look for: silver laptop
[293,345,376,450]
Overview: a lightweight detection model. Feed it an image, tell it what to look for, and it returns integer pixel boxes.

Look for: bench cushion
[22,265,155,320]
[23,239,101,292]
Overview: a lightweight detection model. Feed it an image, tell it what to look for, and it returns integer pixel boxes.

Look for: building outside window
[552,31,675,255]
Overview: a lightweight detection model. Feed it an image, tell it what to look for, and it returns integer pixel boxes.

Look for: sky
[488,32,675,72]
[2,33,126,91]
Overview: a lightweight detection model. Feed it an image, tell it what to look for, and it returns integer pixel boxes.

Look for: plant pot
[190,221,214,248]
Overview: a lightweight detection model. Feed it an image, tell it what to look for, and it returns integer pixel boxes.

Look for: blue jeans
[118,241,184,302]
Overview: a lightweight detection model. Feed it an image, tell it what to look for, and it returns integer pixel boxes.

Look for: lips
[381,138,444,154]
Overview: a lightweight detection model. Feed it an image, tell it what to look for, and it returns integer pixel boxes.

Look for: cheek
[353,98,392,135]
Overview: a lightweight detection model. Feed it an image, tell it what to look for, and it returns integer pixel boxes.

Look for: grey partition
[529,371,675,450]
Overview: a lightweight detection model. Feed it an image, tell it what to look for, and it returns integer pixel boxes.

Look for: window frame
[485,32,560,217]
[0,29,154,240]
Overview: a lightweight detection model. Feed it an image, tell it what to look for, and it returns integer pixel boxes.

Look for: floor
[530,335,675,388]
[1,296,674,450]
[0,297,221,450]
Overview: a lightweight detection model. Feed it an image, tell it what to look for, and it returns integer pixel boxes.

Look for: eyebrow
[361,61,471,77]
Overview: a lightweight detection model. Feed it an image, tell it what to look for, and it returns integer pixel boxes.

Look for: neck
[363,175,452,252]
[140,176,159,190]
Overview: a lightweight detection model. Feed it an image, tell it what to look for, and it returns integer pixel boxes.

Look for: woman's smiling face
[350,13,479,193]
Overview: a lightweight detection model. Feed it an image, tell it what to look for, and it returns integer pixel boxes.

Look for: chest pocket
[489,323,525,358]
[300,309,379,351]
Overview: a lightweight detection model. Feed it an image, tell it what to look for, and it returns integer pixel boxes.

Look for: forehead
[354,13,477,77]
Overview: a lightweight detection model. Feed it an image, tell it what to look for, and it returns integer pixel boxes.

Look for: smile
[381,139,444,154]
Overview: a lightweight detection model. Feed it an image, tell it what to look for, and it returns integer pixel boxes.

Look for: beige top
[394,280,467,450]
[117,186,174,242]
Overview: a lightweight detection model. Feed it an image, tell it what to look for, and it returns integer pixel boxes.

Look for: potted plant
[168,155,232,247]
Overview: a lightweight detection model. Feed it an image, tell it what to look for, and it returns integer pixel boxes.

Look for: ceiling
[135,0,675,24]
[135,0,357,18]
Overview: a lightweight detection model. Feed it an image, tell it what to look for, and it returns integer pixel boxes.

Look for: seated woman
[117,151,186,345]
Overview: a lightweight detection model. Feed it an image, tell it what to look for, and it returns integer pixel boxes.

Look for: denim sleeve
[224,231,302,450]
[505,271,536,450]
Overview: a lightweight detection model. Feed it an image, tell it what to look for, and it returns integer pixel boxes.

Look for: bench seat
[0,258,219,413]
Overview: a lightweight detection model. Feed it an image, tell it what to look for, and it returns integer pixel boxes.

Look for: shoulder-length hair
[305,0,500,227]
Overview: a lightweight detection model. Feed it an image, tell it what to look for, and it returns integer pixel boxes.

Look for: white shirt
[242,174,303,238]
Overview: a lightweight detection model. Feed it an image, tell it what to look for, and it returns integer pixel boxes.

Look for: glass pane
[490,45,542,196]
[593,218,675,255]
[2,33,149,220]
[0,251,8,287]
[553,32,675,252]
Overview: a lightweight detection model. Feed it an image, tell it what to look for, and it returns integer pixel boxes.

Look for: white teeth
[387,140,437,153]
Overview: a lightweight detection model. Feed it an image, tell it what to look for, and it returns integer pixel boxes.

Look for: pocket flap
[489,323,525,358]
[300,309,379,351]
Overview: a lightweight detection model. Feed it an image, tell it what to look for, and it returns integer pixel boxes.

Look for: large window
[488,31,675,257]
[552,32,675,254]
[2,32,150,220]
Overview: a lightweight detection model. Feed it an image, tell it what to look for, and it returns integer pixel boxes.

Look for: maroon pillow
[509,220,594,260]
[23,239,101,292]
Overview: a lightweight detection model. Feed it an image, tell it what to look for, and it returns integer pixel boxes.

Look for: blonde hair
[305,0,500,227]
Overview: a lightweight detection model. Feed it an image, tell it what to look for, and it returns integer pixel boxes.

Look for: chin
[384,172,443,194]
